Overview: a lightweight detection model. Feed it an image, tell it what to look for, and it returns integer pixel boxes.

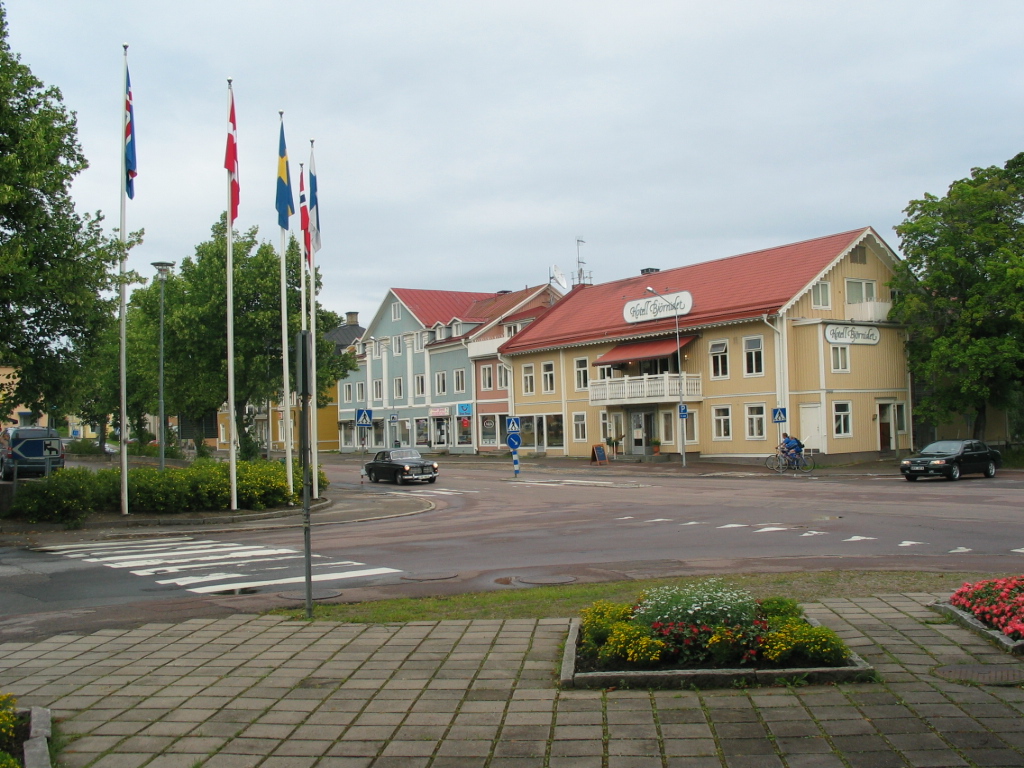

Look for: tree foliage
[0,6,122,416]
[890,152,1024,437]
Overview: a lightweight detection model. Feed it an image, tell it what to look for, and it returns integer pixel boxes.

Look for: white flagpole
[278,112,294,495]
[226,79,238,511]
[299,163,308,333]
[308,139,320,499]
[118,44,130,517]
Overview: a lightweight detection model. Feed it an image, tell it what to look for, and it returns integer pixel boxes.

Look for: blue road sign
[507,433,522,450]
[678,404,688,419]
[389,414,398,424]
[356,409,373,427]
[506,417,521,433]
[772,407,787,424]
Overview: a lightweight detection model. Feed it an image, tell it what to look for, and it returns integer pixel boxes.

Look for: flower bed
[932,575,1024,655]
[560,579,873,689]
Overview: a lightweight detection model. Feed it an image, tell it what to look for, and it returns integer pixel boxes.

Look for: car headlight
[432,462,438,469]
[900,460,911,465]
[929,459,946,465]
[403,465,411,471]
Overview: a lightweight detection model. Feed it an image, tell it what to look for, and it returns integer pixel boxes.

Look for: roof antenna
[575,238,591,286]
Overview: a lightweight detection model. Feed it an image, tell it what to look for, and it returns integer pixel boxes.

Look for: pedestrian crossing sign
[356,409,373,427]
[772,407,787,424]
[506,417,521,433]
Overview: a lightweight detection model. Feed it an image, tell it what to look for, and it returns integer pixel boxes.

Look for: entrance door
[799,403,822,453]
[433,418,449,447]
[878,403,893,451]
[631,412,645,455]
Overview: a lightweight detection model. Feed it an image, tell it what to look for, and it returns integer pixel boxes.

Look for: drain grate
[517,575,577,586]
[934,664,1024,686]
[401,572,459,582]
[277,589,342,601]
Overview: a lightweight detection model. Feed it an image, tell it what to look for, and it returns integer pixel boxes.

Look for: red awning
[592,336,696,366]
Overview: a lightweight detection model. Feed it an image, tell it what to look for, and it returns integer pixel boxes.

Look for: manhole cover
[516,575,577,585]
[934,665,1024,686]
[401,572,459,582]
[277,589,342,601]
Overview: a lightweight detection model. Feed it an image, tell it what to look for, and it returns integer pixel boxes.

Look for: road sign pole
[512,448,519,477]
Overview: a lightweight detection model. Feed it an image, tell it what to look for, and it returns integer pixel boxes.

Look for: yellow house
[499,228,923,462]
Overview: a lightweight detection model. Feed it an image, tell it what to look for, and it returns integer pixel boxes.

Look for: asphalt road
[2,459,1023,640]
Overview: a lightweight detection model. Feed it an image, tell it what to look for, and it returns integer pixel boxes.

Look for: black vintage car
[900,439,1001,481]
[364,449,439,485]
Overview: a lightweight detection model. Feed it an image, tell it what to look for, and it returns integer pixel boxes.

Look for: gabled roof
[500,228,883,355]
[391,289,497,328]
[324,323,364,352]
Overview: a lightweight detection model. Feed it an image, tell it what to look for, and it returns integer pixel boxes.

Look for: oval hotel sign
[623,291,693,324]
[824,323,880,345]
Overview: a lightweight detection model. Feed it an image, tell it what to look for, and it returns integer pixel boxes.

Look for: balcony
[845,300,892,323]
[589,373,702,406]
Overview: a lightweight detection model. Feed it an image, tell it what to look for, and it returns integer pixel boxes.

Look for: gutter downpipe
[762,313,785,446]
[497,351,516,444]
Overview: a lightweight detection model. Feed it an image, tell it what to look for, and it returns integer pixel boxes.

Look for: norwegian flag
[299,166,311,266]
[224,85,239,222]
[124,67,137,199]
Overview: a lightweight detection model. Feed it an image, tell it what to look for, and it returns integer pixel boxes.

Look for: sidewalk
[2,593,1023,768]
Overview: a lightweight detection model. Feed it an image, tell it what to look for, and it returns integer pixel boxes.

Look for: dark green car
[900,439,1001,482]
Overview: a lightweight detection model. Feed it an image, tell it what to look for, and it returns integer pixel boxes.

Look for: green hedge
[5,459,328,528]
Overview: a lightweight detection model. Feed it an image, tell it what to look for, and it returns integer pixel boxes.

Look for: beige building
[498,228,919,462]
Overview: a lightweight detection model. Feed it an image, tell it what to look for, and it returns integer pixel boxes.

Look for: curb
[560,617,875,689]
[19,706,51,768]
[930,602,1024,656]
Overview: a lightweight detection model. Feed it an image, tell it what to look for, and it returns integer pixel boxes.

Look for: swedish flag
[275,119,294,229]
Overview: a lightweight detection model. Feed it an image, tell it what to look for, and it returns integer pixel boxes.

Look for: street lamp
[646,286,687,468]
[152,261,175,470]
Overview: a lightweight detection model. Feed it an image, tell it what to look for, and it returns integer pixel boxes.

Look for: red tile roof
[393,285,556,339]
[500,228,872,354]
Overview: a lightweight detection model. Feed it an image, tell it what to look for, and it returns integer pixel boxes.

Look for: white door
[799,403,823,453]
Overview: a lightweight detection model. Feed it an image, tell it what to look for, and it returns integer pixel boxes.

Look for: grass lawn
[270,569,1009,624]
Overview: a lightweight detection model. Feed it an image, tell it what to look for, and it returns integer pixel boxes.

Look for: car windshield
[920,441,963,454]
[390,449,422,460]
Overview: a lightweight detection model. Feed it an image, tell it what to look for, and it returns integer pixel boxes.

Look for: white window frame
[845,278,876,305]
[372,379,383,401]
[713,406,732,440]
[745,403,766,440]
[480,365,493,391]
[454,368,466,394]
[574,358,589,390]
[356,381,365,403]
[811,281,831,310]
[391,302,401,321]
[392,335,403,356]
[743,336,764,377]
[413,333,423,352]
[833,401,852,437]
[600,411,610,441]
[414,374,426,397]
[710,340,729,380]
[683,410,697,444]
[542,361,555,394]
[831,345,850,373]
[393,377,404,400]
[497,364,510,390]
[661,411,674,445]
[435,371,447,396]
[343,383,353,403]
[597,365,613,380]
[572,412,587,442]
[505,323,519,337]
[895,402,907,433]
[522,364,535,396]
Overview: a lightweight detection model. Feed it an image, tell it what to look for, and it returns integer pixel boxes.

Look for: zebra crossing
[34,537,401,594]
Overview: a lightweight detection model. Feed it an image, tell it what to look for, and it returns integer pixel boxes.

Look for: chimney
[640,267,660,275]
[346,311,359,326]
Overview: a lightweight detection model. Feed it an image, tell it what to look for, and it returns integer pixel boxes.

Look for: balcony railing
[845,300,892,323]
[589,373,702,405]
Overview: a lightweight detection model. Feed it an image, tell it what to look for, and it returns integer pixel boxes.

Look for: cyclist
[778,433,802,464]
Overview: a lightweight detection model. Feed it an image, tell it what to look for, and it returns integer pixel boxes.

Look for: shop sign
[623,291,693,324]
[429,407,450,417]
[824,323,880,345]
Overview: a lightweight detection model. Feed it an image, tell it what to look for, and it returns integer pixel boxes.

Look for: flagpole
[308,139,320,500]
[277,111,294,495]
[299,163,308,333]
[225,79,238,511]
[118,43,130,517]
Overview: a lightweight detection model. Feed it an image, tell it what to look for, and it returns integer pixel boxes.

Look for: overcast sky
[7,1,1024,328]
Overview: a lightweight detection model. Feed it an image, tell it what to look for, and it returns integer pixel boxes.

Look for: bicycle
[775,451,815,473]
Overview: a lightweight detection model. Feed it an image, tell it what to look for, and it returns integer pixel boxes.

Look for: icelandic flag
[124,67,137,199]
[275,120,294,229]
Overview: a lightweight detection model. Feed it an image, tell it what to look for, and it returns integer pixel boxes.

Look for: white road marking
[187,568,400,594]
[754,527,790,533]
[898,541,926,547]
[616,516,634,520]
[717,524,748,529]
[800,531,828,537]
[680,522,707,526]
[1011,548,1024,554]
[948,547,972,554]
[843,536,877,542]
[644,518,673,523]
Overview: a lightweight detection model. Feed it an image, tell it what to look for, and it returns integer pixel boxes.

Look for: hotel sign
[623,291,693,324]
[824,323,880,345]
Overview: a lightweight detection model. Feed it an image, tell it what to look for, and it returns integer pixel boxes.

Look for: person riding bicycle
[778,433,802,463]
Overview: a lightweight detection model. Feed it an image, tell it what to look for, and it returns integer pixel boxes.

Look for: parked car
[363,449,439,485]
[0,426,66,480]
[900,439,1001,481]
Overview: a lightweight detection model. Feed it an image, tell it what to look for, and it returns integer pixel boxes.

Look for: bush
[650,621,715,666]
[579,600,632,659]
[597,622,665,666]
[632,579,757,629]
[706,621,768,665]
[759,597,803,621]
[950,575,1024,639]
[761,620,849,666]
[0,692,19,765]
[7,467,97,527]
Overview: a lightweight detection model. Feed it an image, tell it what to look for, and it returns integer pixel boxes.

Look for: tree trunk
[973,402,987,440]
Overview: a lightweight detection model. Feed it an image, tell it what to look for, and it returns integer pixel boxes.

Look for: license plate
[910,467,924,471]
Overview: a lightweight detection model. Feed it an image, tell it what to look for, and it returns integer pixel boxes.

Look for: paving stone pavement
[2,593,1023,768]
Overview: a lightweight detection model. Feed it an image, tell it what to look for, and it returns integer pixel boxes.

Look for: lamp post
[152,261,175,470]
[646,287,686,467]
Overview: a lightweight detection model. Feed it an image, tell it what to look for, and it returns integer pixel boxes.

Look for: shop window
[833,401,852,437]
[393,377,404,399]
[811,281,831,309]
[415,418,429,445]
[397,420,411,447]
[340,421,354,447]
[895,402,907,433]
[710,340,729,379]
[575,358,589,390]
[546,414,564,447]
[572,413,587,442]
[480,365,493,391]
[744,336,763,376]
[831,345,850,373]
[523,364,535,395]
[457,414,472,445]
[846,279,876,304]
[480,414,498,446]
[542,362,555,394]
[372,420,385,446]
[435,371,447,396]
[414,374,425,397]
[454,368,466,394]
[713,406,732,439]
[745,404,766,439]
[520,416,536,448]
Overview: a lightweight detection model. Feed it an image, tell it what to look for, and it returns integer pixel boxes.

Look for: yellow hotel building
[498,228,919,462]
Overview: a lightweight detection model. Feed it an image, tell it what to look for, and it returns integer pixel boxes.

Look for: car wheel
[427,476,437,484]
[947,464,960,481]
[368,469,379,483]
[396,474,405,485]
[984,461,996,478]
[904,475,918,482]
